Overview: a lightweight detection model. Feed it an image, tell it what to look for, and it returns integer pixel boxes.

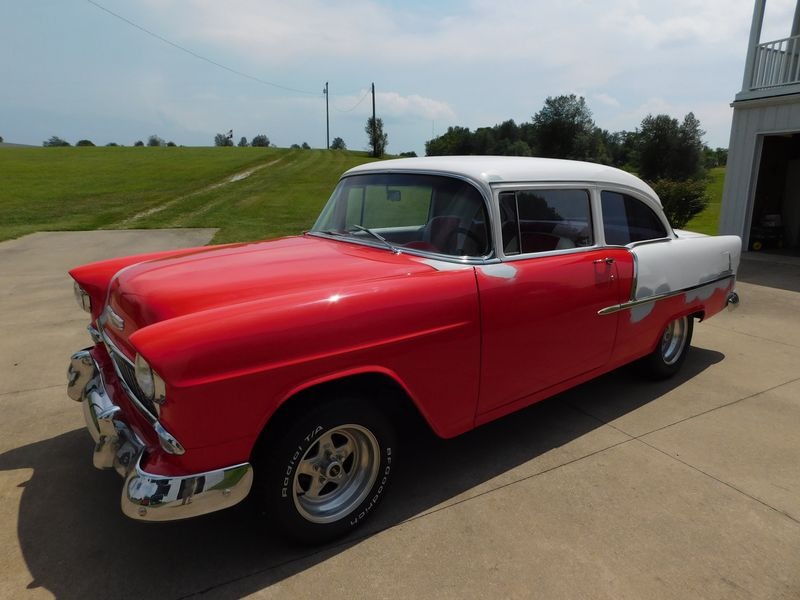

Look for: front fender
[130,268,481,452]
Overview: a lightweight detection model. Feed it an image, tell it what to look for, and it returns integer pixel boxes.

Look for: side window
[601,191,667,245]
[500,189,593,255]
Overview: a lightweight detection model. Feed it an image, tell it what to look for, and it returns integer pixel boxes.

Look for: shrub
[76,139,95,147]
[43,136,70,147]
[301,142,311,149]
[166,141,176,147]
[214,132,233,147]
[398,151,417,157]
[651,179,709,229]
[330,137,346,150]
[238,136,248,147]
[251,134,270,147]
[134,140,144,147]
[147,135,164,147]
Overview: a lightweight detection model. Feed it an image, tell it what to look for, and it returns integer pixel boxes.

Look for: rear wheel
[253,396,395,544]
[643,315,693,379]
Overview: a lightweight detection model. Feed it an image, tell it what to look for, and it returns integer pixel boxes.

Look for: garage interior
[750,132,800,253]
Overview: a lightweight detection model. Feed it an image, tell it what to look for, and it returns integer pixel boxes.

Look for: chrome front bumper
[67,349,253,521]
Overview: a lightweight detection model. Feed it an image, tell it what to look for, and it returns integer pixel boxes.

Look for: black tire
[643,315,694,379]
[253,396,396,544]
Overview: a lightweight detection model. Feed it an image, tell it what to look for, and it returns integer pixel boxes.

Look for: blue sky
[1,0,797,154]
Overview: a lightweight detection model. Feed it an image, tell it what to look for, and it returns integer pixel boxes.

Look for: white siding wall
[720,97,800,247]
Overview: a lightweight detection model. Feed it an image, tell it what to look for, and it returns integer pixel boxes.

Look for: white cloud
[594,93,621,108]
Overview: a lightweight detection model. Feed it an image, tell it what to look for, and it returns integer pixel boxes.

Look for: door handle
[593,257,615,265]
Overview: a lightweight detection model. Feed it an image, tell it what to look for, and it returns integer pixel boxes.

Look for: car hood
[103,235,436,344]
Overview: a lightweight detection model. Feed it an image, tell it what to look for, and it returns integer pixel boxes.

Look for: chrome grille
[101,329,158,419]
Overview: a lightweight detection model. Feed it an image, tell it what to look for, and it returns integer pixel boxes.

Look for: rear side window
[500,189,593,255]
[600,191,667,245]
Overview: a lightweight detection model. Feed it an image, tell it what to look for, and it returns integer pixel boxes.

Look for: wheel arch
[251,369,435,461]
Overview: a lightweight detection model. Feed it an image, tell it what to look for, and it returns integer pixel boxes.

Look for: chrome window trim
[597,186,675,246]
[494,245,603,263]
[490,184,598,261]
[597,273,735,316]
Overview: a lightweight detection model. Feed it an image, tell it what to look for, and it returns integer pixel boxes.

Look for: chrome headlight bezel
[134,353,166,405]
[73,281,91,313]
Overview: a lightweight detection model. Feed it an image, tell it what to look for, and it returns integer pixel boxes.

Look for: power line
[333,89,370,113]
[85,0,317,95]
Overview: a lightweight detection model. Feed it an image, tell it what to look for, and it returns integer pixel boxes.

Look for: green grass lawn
[1,148,726,243]
[684,166,725,235]
[0,146,376,244]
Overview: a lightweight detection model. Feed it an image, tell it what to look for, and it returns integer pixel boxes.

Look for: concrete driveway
[1,231,799,599]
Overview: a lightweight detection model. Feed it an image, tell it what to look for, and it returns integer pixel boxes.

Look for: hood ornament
[104,306,125,331]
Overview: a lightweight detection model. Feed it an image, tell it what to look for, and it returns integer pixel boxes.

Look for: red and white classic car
[67,156,741,543]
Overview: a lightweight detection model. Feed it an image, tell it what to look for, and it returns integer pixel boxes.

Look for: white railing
[751,34,800,90]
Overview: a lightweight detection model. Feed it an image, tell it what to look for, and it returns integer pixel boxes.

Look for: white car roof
[345,156,661,206]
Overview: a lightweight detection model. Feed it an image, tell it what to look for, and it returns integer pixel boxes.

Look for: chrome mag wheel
[293,424,381,524]
[661,316,689,365]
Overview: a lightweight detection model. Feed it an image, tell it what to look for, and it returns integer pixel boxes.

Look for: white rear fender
[630,235,742,301]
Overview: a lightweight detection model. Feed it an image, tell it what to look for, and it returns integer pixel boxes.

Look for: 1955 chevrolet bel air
[67,156,741,543]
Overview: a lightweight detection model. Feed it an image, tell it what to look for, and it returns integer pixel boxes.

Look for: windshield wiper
[349,224,400,254]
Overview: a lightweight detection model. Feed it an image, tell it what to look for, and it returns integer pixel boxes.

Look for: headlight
[73,281,91,313]
[134,353,155,399]
[134,353,167,405]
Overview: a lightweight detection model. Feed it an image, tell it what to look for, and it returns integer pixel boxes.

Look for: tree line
[425,94,727,227]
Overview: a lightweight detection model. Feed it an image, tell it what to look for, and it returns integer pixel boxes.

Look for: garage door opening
[749,133,800,253]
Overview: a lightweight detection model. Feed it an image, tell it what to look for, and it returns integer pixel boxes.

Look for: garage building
[721,0,800,253]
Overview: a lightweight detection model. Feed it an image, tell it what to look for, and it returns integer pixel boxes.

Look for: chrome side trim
[598,273,735,316]
[122,457,253,522]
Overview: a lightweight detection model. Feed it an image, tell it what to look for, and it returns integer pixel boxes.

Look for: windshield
[311,173,491,258]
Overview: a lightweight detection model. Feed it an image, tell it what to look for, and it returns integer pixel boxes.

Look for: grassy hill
[0,146,377,244]
[0,147,725,244]
[684,166,725,235]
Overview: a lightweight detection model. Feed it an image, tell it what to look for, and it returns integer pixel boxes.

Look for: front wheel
[643,315,694,379]
[253,396,396,544]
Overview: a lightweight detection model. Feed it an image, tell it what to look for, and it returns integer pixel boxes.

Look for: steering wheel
[443,227,484,256]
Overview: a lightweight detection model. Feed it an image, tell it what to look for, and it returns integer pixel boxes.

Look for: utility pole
[371,82,376,125]
[371,82,376,157]
[324,81,330,150]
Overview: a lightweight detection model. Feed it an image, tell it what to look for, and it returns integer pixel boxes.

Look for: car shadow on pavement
[0,347,723,600]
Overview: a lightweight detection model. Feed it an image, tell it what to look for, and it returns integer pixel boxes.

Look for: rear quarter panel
[610,235,741,365]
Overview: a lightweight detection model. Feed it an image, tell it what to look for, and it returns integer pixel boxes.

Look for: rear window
[601,191,667,245]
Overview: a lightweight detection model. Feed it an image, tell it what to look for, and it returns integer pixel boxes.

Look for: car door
[476,187,628,416]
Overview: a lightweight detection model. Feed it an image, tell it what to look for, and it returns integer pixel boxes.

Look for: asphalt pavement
[1,230,798,599]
